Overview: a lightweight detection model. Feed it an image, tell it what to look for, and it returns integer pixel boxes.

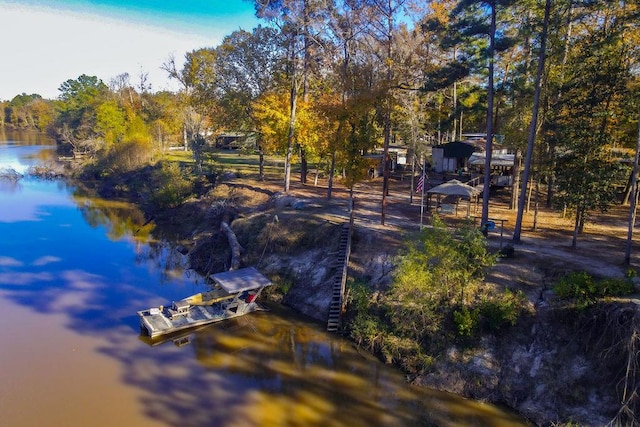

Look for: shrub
[100,139,153,174]
[149,162,194,208]
[384,217,496,343]
[554,271,597,302]
[346,280,386,349]
[453,306,480,337]
[380,335,433,373]
[554,271,634,309]
[479,289,526,330]
[597,277,634,296]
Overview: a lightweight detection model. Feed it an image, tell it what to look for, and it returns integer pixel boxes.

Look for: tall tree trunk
[327,150,336,200]
[259,145,264,181]
[624,112,640,264]
[547,0,574,207]
[381,2,394,226]
[183,124,188,151]
[299,147,308,184]
[513,0,550,242]
[452,47,458,141]
[533,173,540,231]
[382,122,391,225]
[511,149,521,210]
[623,169,634,205]
[300,0,310,185]
[481,4,497,227]
[284,75,298,192]
[571,205,581,249]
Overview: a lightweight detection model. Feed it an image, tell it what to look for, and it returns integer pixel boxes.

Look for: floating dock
[138,267,272,339]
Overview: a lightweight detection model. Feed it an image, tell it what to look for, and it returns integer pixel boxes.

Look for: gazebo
[427,179,481,216]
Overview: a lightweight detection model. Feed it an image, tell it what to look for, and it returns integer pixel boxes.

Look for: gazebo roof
[427,179,481,198]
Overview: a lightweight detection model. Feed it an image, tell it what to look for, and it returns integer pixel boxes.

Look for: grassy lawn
[161,148,316,181]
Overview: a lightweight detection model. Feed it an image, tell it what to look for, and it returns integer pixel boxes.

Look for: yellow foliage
[251,90,326,161]
[252,91,290,155]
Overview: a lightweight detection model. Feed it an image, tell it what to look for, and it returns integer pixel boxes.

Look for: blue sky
[0,0,259,100]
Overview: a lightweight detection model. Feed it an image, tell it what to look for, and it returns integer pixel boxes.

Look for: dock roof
[211,267,272,293]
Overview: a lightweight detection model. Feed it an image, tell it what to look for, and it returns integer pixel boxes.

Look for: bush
[380,335,433,373]
[384,217,496,344]
[453,306,480,337]
[554,271,634,309]
[346,280,386,349]
[148,162,194,208]
[597,277,635,296]
[100,139,153,174]
[479,289,526,330]
[554,271,596,301]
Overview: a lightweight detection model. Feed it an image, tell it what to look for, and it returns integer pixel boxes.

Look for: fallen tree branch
[221,220,243,271]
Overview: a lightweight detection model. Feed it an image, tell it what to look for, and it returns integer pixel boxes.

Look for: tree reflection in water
[131,305,528,427]
[70,185,200,286]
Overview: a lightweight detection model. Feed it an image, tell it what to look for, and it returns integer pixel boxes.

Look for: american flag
[415,175,425,193]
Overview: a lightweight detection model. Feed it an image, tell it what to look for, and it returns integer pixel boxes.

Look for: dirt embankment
[145,174,640,427]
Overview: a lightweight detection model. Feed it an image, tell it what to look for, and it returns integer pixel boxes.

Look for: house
[431,141,482,173]
[432,136,516,186]
[214,132,258,150]
[368,145,411,177]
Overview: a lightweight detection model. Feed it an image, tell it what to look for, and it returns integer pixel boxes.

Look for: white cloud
[0,3,215,100]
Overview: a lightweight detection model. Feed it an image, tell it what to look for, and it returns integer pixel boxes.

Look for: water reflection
[0,129,56,173]
[127,306,527,427]
[71,185,154,243]
[68,185,198,285]
[0,128,56,146]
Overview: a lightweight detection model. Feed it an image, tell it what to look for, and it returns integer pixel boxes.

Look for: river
[0,129,528,426]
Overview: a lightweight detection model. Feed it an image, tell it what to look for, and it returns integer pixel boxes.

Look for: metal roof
[427,179,481,197]
[440,141,478,158]
[210,267,272,293]
[468,152,515,167]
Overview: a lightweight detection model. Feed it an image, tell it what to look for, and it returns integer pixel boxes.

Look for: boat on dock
[138,267,272,339]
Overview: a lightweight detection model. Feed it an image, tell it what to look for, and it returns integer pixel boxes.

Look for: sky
[0,0,260,101]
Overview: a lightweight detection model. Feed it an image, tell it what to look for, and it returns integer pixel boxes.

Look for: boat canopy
[211,267,272,294]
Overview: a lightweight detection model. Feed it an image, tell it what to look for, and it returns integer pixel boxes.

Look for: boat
[138,267,272,339]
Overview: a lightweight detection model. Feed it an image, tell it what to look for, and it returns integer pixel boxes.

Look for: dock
[138,267,272,339]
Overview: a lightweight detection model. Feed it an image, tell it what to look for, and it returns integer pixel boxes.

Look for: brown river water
[0,130,529,426]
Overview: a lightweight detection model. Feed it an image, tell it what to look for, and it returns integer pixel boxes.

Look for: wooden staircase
[327,221,352,332]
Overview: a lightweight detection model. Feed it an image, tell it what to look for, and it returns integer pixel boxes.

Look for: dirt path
[252,175,640,299]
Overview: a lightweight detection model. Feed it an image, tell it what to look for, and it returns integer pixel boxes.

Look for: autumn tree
[95,100,127,145]
[320,0,371,198]
[144,90,183,151]
[252,88,324,175]
[4,93,54,131]
[254,0,330,191]
[213,26,287,178]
